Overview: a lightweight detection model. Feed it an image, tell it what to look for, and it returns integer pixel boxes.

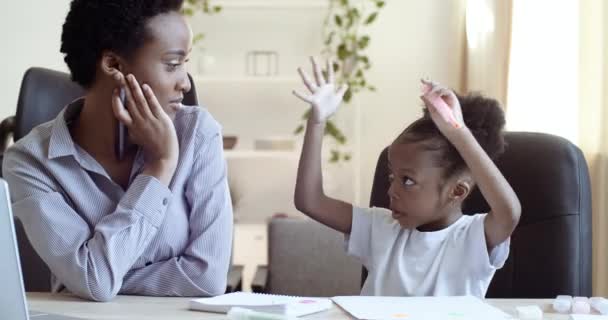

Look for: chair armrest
[0,115,15,153]
[251,265,268,293]
[226,264,244,293]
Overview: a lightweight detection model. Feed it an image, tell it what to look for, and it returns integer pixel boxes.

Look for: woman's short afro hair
[60,0,184,88]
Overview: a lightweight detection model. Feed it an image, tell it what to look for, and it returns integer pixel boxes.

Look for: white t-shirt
[346,206,510,297]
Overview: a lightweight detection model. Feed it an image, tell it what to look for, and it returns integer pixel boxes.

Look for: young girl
[292,58,521,297]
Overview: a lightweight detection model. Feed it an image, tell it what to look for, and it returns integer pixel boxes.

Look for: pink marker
[421,83,461,129]
[427,94,461,129]
[298,299,317,304]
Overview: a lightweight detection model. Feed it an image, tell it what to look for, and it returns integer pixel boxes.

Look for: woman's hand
[293,57,348,124]
[112,72,179,185]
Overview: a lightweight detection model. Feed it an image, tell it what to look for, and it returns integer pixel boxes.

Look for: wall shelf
[193,75,300,83]
[212,0,328,9]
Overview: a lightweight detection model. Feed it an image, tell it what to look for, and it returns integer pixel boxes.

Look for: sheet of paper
[570,315,608,320]
[332,296,513,320]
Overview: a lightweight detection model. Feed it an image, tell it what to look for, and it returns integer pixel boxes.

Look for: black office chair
[366,132,593,298]
[0,67,242,293]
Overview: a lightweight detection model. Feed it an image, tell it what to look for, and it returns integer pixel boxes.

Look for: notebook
[189,292,333,317]
[331,296,513,320]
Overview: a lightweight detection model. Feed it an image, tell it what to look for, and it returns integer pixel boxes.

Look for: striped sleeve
[3,146,172,302]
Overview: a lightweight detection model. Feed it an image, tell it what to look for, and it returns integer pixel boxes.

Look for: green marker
[227,307,296,320]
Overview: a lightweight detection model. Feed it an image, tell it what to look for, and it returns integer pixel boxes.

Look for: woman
[2,0,232,301]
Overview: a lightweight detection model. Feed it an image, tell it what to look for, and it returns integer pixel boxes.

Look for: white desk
[26,293,578,320]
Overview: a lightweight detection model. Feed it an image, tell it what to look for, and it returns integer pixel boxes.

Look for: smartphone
[114,88,128,161]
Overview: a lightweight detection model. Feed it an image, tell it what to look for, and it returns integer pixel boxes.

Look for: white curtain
[464,0,512,107]
[578,0,608,296]
[506,0,579,142]
[467,0,608,295]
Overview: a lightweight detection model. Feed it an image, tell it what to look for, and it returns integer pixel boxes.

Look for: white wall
[0,0,71,120]
[0,0,467,209]
[188,0,467,210]
[0,0,467,292]
[355,0,466,206]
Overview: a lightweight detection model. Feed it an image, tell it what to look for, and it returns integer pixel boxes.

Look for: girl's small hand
[293,57,348,124]
[420,79,466,136]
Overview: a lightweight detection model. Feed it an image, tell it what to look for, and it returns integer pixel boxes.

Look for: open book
[189,292,333,317]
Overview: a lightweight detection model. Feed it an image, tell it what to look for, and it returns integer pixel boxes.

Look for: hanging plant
[181,0,222,45]
[295,0,385,163]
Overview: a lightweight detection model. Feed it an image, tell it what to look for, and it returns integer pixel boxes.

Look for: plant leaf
[325,31,335,46]
[332,61,340,72]
[301,109,311,120]
[193,33,205,44]
[344,89,353,103]
[337,44,350,60]
[364,12,378,25]
[182,7,194,16]
[335,15,343,26]
[326,120,346,145]
[330,150,340,163]
[294,124,304,135]
[358,35,370,49]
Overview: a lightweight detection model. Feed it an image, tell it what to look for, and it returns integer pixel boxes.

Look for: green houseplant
[295,0,385,162]
[181,0,222,44]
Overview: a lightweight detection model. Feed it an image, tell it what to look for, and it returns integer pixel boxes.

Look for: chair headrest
[15,67,84,141]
